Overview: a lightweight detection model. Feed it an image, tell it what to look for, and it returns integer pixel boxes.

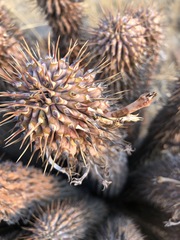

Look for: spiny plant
[0,5,24,90]
[133,8,162,70]
[0,160,63,224]
[124,157,180,227]
[87,10,147,99]
[95,214,145,240]
[86,5,162,102]
[0,37,156,186]
[35,0,85,60]
[24,198,107,240]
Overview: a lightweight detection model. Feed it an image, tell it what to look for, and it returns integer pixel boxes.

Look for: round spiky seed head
[0,160,71,224]
[95,215,144,240]
[25,198,107,240]
[0,39,142,185]
[134,8,162,67]
[0,5,24,90]
[87,11,146,86]
[124,157,180,227]
[129,79,180,168]
[36,0,84,59]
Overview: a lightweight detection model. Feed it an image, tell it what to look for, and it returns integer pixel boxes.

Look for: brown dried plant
[24,198,107,239]
[95,215,145,240]
[0,161,63,224]
[0,5,25,90]
[36,0,85,60]
[0,37,156,186]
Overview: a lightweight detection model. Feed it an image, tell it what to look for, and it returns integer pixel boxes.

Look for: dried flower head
[87,11,147,96]
[0,161,64,224]
[0,5,24,90]
[95,215,145,240]
[36,0,85,59]
[134,8,162,68]
[88,144,128,197]
[25,198,107,239]
[0,38,156,185]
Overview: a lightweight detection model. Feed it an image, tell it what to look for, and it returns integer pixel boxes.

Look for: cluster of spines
[0,37,148,186]
[35,0,85,60]
[24,198,107,239]
[86,6,162,102]
[0,1,179,239]
[0,161,61,224]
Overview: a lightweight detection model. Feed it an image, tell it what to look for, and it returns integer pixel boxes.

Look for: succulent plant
[36,0,85,60]
[25,198,107,240]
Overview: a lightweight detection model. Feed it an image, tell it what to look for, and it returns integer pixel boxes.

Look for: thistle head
[36,0,85,60]
[0,5,24,90]
[25,198,107,239]
[0,38,146,185]
[88,11,147,80]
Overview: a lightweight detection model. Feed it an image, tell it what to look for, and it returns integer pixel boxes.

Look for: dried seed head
[0,5,24,90]
[36,0,85,59]
[124,157,180,227]
[134,8,162,67]
[0,161,64,224]
[87,15,147,102]
[89,12,146,79]
[86,7,163,102]
[87,11,147,99]
[25,198,107,240]
[95,215,145,240]
[0,39,148,185]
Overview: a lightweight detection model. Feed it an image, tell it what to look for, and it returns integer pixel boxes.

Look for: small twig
[156,176,180,186]
[107,92,157,118]
[70,164,90,186]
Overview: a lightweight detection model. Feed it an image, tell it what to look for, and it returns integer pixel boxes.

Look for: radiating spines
[25,198,107,240]
[36,0,85,59]
[0,39,146,186]
[86,6,163,103]
[0,160,69,225]
[124,157,180,227]
[88,11,146,80]
[95,214,144,240]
